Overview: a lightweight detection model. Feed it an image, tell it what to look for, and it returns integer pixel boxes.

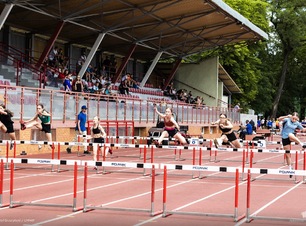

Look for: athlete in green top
[21,103,52,149]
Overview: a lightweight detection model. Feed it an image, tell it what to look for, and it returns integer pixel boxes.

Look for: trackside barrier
[246,168,306,223]
[82,162,162,216]
[161,165,245,222]
[8,160,82,212]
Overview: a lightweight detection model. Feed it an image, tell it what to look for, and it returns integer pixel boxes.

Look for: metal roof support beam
[78,32,105,78]
[0,3,14,31]
[113,43,137,83]
[162,58,182,91]
[139,51,163,88]
[35,20,65,69]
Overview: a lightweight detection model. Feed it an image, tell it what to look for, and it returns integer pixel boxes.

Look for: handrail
[0,44,46,88]
[0,84,240,128]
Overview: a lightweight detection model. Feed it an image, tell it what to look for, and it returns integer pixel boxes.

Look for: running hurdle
[247,149,306,183]
[82,162,162,216]
[160,164,245,222]
[245,168,306,223]
[3,158,83,212]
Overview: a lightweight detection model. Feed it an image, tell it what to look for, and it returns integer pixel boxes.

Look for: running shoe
[302,144,306,149]
[10,141,14,150]
[66,147,71,154]
[20,122,26,130]
[93,166,97,170]
[213,138,219,148]
[108,149,113,155]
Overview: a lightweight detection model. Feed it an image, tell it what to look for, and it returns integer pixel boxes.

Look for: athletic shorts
[41,123,51,133]
[164,128,178,137]
[93,137,104,144]
[224,132,237,142]
[282,138,291,146]
[2,121,14,133]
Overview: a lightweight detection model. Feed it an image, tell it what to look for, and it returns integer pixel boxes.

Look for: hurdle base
[0,203,10,208]
[175,158,186,161]
[73,206,84,212]
[151,210,163,217]
[234,213,246,222]
[162,212,173,218]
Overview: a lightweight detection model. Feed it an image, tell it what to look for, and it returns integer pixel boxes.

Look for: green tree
[269,0,306,118]
[189,0,269,112]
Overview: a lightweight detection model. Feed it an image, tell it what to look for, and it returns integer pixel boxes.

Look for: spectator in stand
[234,103,241,112]
[164,82,176,99]
[57,68,66,86]
[73,75,84,93]
[103,56,111,75]
[92,81,101,94]
[249,119,256,132]
[100,66,108,78]
[76,51,87,73]
[46,67,58,87]
[260,118,265,129]
[243,120,252,136]
[119,73,130,95]
[267,119,273,129]
[48,46,58,67]
[194,96,203,108]
[100,75,107,87]
[103,84,118,102]
[63,73,72,92]
[57,48,64,67]
[110,61,117,78]
[257,119,261,130]
[83,70,92,83]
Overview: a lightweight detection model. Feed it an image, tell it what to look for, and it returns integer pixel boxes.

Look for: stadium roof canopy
[0,0,268,62]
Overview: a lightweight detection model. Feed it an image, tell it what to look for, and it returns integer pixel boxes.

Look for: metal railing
[0,84,240,127]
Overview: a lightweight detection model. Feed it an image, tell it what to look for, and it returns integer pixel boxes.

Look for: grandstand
[0,0,268,155]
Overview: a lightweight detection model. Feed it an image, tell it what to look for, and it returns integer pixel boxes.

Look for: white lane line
[1,148,297,225]
[235,181,303,226]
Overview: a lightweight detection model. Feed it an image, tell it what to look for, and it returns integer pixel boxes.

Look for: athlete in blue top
[66,105,88,154]
[278,112,306,176]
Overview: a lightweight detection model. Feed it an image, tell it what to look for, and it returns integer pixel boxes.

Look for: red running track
[0,137,306,226]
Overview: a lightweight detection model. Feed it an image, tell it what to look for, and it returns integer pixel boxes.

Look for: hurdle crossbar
[245,169,306,223]
[162,166,245,222]
[82,163,162,216]
[9,160,82,212]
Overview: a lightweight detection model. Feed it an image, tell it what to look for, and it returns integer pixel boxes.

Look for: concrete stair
[0,64,39,87]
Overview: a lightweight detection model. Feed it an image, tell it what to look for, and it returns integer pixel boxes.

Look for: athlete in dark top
[0,104,16,150]
[90,116,112,169]
[211,113,241,148]
[154,106,187,146]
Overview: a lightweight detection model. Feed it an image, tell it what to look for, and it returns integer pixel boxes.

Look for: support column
[35,20,65,69]
[113,44,137,83]
[78,32,105,78]
[0,4,14,31]
[139,51,163,88]
[162,58,182,90]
